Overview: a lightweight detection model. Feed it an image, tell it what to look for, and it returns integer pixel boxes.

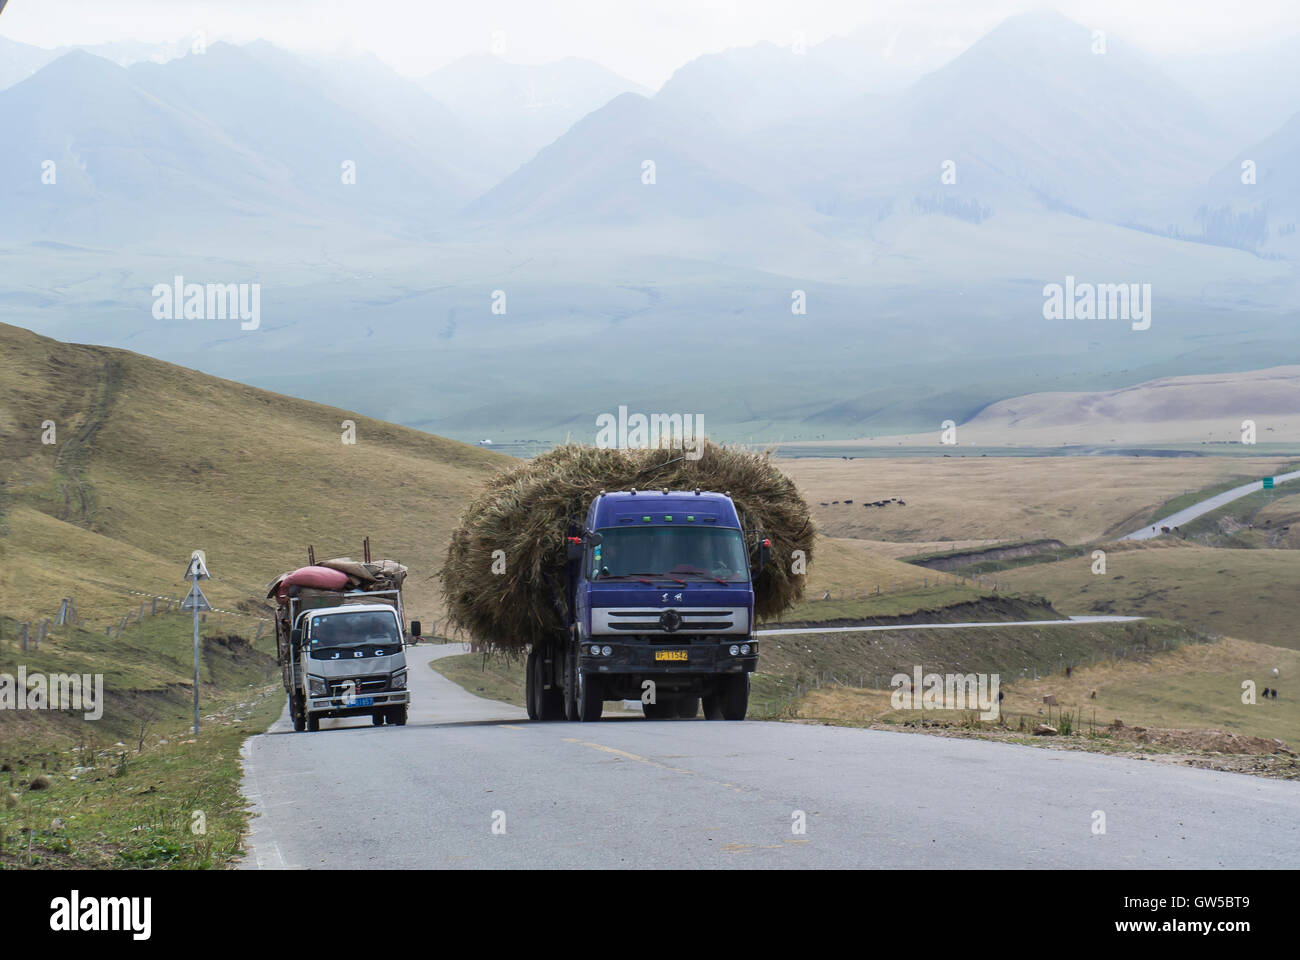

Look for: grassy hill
[1000,540,1300,650]
[0,322,508,629]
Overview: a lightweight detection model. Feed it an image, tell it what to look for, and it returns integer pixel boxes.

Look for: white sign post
[183,550,211,735]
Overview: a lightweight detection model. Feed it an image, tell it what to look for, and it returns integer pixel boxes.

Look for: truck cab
[526,489,765,722]
[288,600,412,731]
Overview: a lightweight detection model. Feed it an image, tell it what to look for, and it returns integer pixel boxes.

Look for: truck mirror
[566,537,584,561]
[586,531,603,547]
[410,620,422,637]
[290,628,302,645]
[758,538,772,572]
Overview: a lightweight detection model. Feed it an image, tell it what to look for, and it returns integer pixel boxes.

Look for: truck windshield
[308,612,401,648]
[593,526,749,582]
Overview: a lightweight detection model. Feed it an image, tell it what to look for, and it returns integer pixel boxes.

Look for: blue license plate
[350,696,374,707]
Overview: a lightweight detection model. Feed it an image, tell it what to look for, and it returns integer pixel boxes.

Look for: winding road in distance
[240,642,1299,870]
[1122,470,1300,541]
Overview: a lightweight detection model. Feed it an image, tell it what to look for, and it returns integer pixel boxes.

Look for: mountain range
[1,11,1298,443]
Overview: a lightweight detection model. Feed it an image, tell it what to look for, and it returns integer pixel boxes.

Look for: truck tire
[564,649,579,721]
[576,668,602,722]
[389,706,408,726]
[529,648,565,721]
[703,691,723,720]
[525,649,541,721]
[538,662,565,721]
[676,696,700,718]
[306,714,320,732]
[372,712,385,726]
[291,693,306,731]
[720,674,749,721]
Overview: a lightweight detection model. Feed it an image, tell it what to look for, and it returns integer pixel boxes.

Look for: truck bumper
[581,641,758,675]
[308,690,409,717]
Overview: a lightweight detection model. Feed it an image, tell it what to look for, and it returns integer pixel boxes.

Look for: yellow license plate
[655,650,688,661]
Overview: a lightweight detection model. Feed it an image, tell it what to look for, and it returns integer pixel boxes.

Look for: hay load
[440,442,815,654]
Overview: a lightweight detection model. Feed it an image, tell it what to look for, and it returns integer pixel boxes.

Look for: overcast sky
[3,0,1299,87]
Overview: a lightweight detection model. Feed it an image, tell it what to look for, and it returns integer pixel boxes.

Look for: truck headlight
[601,645,612,657]
[308,676,327,696]
[391,669,407,690]
[740,644,751,655]
[729,645,740,656]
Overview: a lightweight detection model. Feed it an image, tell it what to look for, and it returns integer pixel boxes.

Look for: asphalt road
[1122,469,1300,540]
[240,642,1300,869]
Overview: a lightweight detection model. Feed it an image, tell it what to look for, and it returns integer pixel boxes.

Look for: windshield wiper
[600,572,687,585]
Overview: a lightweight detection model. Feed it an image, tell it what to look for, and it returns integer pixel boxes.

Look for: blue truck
[524,488,770,722]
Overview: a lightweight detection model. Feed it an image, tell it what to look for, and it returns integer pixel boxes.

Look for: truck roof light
[630,488,637,495]
[687,515,695,521]
[694,488,701,495]
[665,515,673,521]
[642,516,651,522]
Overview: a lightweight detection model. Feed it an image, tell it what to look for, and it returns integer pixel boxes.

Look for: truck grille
[328,677,389,695]
[591,606,749,635]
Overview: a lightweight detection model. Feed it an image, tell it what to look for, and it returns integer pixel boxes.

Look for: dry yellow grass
[797,636,1299,745]
[805,536,966,592]
[780,455,1296,544]
[0,323,505,627]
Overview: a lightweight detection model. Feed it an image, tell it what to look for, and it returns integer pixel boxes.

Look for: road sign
[1263,477,1275,489]
[183,550,211,736]
[184,550,210,581]
[180,582,212,612]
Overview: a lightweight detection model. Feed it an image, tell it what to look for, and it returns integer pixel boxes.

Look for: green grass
[432,652,527,708]
[1001,544,1300,650]
[0,612,285,868]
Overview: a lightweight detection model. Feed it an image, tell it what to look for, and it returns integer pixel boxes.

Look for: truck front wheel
[576,669,603,722]
[306,714,320,732]
[389,705,408,726]
[720,674,749,721]
[291,693,306,731]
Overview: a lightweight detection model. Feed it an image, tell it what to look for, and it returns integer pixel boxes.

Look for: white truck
[270,551,419,731]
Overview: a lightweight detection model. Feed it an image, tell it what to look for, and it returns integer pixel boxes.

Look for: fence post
[151,597,158,616]
[20,622,29,651]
